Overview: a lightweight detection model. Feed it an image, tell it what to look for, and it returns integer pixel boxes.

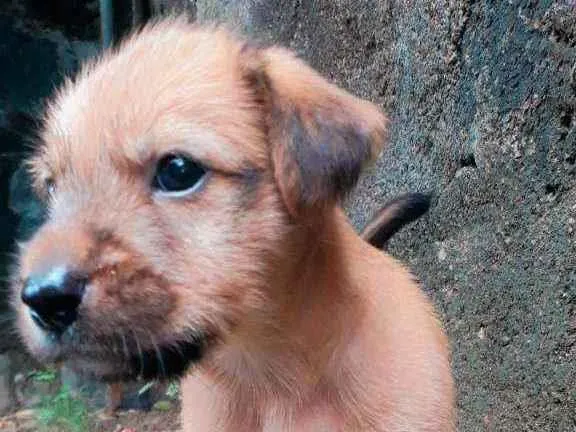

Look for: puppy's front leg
[105,382,123,415]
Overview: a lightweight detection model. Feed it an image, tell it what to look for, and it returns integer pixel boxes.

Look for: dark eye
[153,154,207,195]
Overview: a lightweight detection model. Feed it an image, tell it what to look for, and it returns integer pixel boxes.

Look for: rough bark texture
[196,1,576,430]
[1,0,575,429]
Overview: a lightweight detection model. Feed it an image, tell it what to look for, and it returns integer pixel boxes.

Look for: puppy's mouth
[24,318,212,382]
[79,331,212,382]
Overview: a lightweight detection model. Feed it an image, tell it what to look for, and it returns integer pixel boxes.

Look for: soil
[0,407,182,432]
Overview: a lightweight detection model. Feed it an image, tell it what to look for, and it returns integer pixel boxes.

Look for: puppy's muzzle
[21,267,87,335]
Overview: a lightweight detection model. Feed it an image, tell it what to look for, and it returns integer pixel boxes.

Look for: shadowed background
[0,1,574,431]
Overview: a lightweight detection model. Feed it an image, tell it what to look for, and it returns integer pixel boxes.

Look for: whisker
[120,330,130,363]
[130,328,145,378]
[168,339,187,363]
[147,330,167,379]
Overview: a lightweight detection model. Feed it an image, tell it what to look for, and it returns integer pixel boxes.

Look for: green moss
[36,386,89,432]
[29,368,58,384]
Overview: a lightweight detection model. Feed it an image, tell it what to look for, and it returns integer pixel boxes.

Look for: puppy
[105,191,433,416]
[12,17,454,431]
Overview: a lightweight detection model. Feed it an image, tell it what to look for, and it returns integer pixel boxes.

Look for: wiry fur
[12,16,455,431]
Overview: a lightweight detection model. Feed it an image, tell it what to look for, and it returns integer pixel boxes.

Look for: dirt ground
[0,407,182,432]
[0,353,183,432]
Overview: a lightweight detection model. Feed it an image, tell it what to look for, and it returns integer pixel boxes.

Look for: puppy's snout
[21,268,87,334]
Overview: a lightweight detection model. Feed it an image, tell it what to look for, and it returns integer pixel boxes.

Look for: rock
[437,243,448,261]
[0,417,17,432]
[193,1,576,430]
[0,409,37,432]
[6,0,100,40]
[150,0,197,17]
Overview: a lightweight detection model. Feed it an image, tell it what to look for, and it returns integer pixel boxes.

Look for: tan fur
[13,16,454,431]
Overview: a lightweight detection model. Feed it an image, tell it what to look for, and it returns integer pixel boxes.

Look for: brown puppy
[105,191,433,415]
[12,17,454,431]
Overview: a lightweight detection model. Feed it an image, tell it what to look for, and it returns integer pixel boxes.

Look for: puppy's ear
[244,46,388,217]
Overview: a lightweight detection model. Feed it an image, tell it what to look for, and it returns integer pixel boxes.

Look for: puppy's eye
[153,154,207,195]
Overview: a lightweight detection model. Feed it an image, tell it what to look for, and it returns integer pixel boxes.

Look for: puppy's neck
[206,207,366,401]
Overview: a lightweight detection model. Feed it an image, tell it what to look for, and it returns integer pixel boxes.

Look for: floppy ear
[244,46,388,217]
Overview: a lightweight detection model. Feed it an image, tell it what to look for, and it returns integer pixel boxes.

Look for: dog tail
[360,193,432,249]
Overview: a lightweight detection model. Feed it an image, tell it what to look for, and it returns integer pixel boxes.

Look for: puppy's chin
[20,312,210,382]
[67,337,208,382]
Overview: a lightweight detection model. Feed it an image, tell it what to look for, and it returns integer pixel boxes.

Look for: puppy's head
[12,17,387,382]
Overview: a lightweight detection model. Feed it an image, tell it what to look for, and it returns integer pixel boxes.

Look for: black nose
[21,269,87,334]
